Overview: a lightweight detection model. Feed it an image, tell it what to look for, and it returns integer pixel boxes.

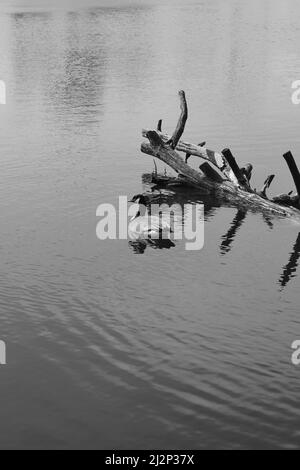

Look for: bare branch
[283,151,300,197]
[167,90,188,149]
[222,148,249,188]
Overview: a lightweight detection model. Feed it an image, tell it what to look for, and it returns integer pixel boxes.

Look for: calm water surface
[0,0,300,449]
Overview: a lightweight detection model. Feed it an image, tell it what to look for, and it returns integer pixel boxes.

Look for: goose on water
[128,194,173,241]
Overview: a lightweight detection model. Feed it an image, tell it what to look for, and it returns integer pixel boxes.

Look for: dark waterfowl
[240,163,253,183]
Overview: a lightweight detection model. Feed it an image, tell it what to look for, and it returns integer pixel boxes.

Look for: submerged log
[199,161,226,183]
[141,133,300,218]
[142,130,243,186]
[141,91,300,221]
[142,128,224,169]
[143,131,209,186]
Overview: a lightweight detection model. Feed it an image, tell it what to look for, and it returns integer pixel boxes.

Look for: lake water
[0,0,299,450]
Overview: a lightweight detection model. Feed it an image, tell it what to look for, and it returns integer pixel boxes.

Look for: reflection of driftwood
[262,213,274,230]
[141,174,300,286]
[141,91,300,221]
[220,210,247,255]
[279,233,300,288]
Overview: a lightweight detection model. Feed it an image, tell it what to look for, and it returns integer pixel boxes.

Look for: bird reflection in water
[129,239,175,254]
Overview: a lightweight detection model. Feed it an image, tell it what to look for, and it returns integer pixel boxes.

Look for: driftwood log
[141,91,300,221]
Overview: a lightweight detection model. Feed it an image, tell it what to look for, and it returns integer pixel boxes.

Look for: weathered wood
[186,142,205,163]
[150,173,210,192]
[142,128,239,185]
[185,152,191,163]
[258,174,275,199]
[199,162,226,183]
[142,128,224,168]
[166,90,188,149]
[283,151,300,197]
[222,148,250,189]
[142,132,209,186]
[141,131,300,220]
[141,90,300,221]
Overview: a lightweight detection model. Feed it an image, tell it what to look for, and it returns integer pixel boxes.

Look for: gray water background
[0,0,299,449]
